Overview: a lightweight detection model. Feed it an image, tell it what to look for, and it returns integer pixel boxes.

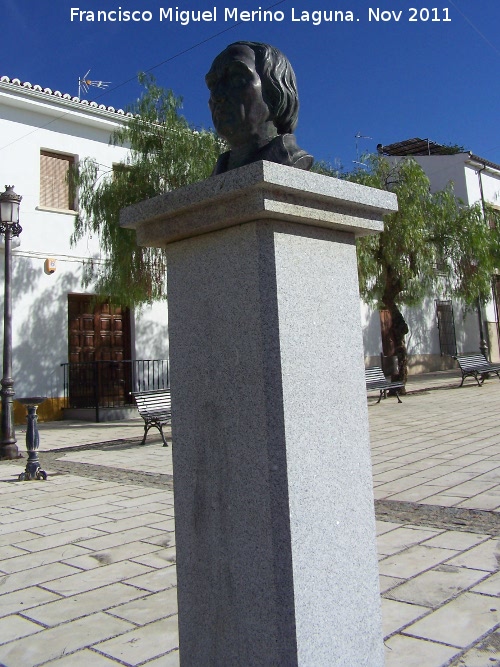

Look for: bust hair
[229,41,299,134]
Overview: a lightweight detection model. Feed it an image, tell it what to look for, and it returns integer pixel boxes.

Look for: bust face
[206,44,277,149]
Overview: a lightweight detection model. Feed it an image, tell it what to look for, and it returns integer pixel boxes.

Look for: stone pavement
[0,370,499,666]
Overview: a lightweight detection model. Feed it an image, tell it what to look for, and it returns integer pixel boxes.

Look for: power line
[448,0,500,58]
[99,0,288,100]
[0,0,288,154]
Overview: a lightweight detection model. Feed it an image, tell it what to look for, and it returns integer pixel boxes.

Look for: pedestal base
[168,220,383,666]
[121,162,398,667]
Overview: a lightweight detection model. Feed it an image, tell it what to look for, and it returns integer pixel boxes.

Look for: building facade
[0,76,169,422]
[2,85,498,421]
[363,138,500,373]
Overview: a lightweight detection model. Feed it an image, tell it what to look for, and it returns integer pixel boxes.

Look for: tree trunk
[388,304,409,388]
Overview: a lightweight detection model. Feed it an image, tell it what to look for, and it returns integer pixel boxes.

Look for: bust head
[206,41,299,148]
[206,42,312,173]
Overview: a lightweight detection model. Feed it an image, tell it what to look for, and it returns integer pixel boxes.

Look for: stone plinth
[121,161,397,667]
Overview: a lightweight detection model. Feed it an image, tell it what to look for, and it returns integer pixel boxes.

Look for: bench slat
[365,367,403,404]
[454,355,500,387]
[132,389,171,447]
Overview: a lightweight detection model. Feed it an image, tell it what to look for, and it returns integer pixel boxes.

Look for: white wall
[134,300,170,361]
[0,82,170,402]
[413,154,469,200]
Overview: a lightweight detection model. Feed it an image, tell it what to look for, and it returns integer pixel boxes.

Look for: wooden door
[379,309,396,357]
[68,295,132,407]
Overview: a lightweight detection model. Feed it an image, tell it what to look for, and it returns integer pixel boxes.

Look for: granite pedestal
[121,161,397,666]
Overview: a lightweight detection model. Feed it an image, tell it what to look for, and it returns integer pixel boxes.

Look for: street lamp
[0,185,22,460]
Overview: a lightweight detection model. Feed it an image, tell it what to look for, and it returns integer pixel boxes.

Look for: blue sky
[2,0,499,169]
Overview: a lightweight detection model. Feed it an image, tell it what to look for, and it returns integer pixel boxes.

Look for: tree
[344,154,500,384]
[72,74,223,306]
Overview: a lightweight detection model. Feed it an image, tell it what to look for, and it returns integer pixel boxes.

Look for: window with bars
[40,150,76,211]
[436,300,457,356]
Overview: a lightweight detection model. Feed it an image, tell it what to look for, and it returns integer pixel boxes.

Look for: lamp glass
[0,186,21,224]
[0,200,14,224]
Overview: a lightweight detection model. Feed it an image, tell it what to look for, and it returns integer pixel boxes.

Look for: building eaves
[0,75,135,120]
[467,153,500,174]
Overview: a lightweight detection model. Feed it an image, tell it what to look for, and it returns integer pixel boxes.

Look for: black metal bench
[133,389,171,446]
[453,354,500,387]
[365,367,404,403]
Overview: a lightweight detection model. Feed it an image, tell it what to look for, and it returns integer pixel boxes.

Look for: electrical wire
[0,0,288,154]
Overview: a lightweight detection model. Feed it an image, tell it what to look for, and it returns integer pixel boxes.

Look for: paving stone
[54,494,130,512]
[457,493,500,511]
[125,564,177,593]
[23,583,148,627]
[388,484,460,503]
[0,544,29,560]
[0,614,43,645]
[375,520,402,535]
[451,630,500,666]
[377,526,442,556]
[28,514,113,536]
[0,612,134,667]
[379,575,404,594]
[470,570,500,596]
[378,545,458,579]
[2,377,500,666]
[0,586,61,619]
[131,547,176,569]
[381,598,429,637]
[143,533,175,548]
[108,588,178,625]
[12,527,106,554]
[62,541,162,571]
[423,531,489,551]
[384,634,460,667]
[42,648,124,666]
[95,616,179,665]
[447,539,500,572]
[0,543,91,574]
[95,513,170,534]
[98,503,173,521]
[146,651,180,667]
[404,592,500,648]
[0,516,59,536]
[384,564,489,607]
[0,562,81,596]
[74,526,163,552]
[43,561,153,597]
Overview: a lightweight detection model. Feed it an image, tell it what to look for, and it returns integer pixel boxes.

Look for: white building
[2,86,498,422]
[0,76,169,422]
[363,138,500,373]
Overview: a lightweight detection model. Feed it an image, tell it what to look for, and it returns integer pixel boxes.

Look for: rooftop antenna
[78,70,111,98]
[353,132,372,168]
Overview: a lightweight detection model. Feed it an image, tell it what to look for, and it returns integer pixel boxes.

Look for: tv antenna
[78,70,111,98]
[353,132,372,167]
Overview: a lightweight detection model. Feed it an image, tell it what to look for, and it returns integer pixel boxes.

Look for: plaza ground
[0,370,500,666]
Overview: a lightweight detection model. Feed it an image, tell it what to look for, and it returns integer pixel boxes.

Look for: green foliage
[439,142,466,155]
[342,155,500,310]
[72,74,223,306]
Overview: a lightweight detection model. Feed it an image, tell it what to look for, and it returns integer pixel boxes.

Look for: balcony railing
[61,359,169,421]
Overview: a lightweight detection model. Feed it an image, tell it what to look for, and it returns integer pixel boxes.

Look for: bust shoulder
[212,135,313,175]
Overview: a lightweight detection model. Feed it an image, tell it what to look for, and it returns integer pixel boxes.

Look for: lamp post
[0,185,22,460]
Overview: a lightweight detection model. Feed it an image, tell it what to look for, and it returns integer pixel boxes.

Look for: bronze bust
[206,41,313,175]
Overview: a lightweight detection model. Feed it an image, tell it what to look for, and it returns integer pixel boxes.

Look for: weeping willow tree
[344,155,500,384]
[72,74,223,306]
